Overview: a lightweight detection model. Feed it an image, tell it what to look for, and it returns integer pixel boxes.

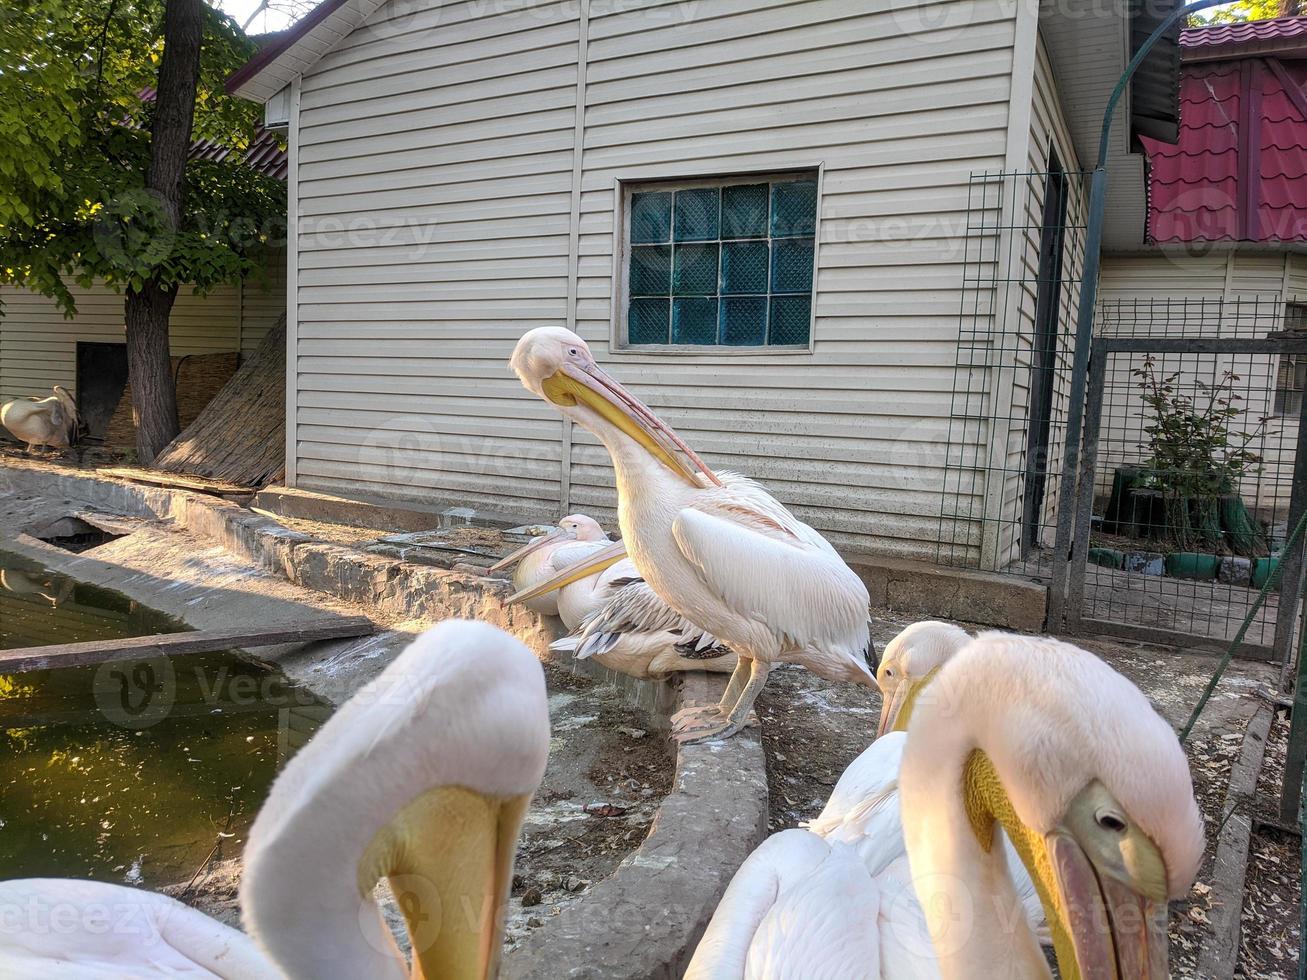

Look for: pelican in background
[873,619,972,738]
[490,514,613,617]
[511,327,875,742]
[687,632,1202,978]
[495,513,738,679]
[1,385,80,453]
[0,620,550,979]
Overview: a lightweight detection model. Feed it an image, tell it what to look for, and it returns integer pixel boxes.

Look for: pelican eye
[568,347,578,355]
[1095,810,1127,834]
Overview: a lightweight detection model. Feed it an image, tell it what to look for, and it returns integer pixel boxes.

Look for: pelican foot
[670,709,758,744]
[670,703,725,734]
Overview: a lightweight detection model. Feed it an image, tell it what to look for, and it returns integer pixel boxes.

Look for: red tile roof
[1182,15,1307,58]
[139,87,287,180]
[1142,22,1307,244]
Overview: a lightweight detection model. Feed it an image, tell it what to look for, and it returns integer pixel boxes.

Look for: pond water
[0,550,329,889]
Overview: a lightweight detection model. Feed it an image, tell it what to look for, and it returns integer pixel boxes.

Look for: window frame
[1274,302,1307,417]
[610,167,823,356]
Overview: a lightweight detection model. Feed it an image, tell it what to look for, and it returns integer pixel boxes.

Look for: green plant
[1132,355,1271,551]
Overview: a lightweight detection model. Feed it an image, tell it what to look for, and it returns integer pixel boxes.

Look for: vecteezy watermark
[93,656,177,730]
[0,892,165,945]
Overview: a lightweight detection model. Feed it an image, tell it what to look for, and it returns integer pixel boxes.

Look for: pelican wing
[671,498,870,655]
[566,577,729,661]
[686,830,881,980]
[547,540,612,574]
[805,733,906,874]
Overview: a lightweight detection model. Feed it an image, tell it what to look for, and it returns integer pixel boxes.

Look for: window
[621,173,818,349]
[1273,303,1307,416]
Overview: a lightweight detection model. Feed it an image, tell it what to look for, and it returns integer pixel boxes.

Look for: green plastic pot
[1252,557,1280,590]
[1163,553,1220,581]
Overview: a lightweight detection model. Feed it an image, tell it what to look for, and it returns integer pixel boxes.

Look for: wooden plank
[0,616,375,673]
[1197,704,1274,980]
[97,467,256,496]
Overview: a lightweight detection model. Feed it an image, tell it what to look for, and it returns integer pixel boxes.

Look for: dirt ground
[758,607,1294,977]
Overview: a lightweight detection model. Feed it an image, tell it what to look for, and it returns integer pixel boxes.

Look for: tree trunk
[125,284,181,462]
[125,0,203,463]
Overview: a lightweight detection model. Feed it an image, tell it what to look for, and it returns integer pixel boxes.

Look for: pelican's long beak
[488,528,572,573]
[877,667,942,738]
[877,682,911,738]
[1047,830,1170,980]
[357,785,533,980]
[507,539,628,604]
[541,363,721,488]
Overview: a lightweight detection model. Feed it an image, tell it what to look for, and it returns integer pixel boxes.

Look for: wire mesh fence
[1075,328,1307,653]
[936,167,1089,575]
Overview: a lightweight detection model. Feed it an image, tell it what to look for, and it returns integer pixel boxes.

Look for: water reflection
[0,550,330,888]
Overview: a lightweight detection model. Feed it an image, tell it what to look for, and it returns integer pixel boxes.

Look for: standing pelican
[0,620,550,979]
[1,386,80,453]
[511,327,875,741]
[490,514,612,617]
[687,632,1202,978]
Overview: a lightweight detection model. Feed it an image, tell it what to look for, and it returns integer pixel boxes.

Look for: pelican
[688,632,1203,978]
[874,619,972,738]
[490,514,613,617]
[510,327,875,741]
[551,572,738,679]
[495,512,737,679]
[1,386,80,453]
[0,619,550,979]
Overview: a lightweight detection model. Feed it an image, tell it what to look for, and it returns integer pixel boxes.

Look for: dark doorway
[1021,156,1069,553]
[75,342,129,440]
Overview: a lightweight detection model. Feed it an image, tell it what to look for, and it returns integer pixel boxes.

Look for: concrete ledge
[849,553,1048,631]
[504,671,767,980]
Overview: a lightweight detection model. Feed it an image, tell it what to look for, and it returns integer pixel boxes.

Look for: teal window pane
[673,188,720,242]
[769,296,811,345]
[672,243,719,296]
[629,298,670,344]
[721,241,769,295]
[721,183,768,239]
[629,245,670,296]
[771,180,817,237]
[721,297,768,346]
[673,298,719,344]
[771,238,814,294]
[631,191,672,244]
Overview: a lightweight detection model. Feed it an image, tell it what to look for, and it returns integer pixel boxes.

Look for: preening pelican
[511,327,875,742]
[491,514,613,617]
[688,631,1202,978]
[1,386,80,453]
[0,620,550,980]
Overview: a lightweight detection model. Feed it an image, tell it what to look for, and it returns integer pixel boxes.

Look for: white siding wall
[1097,251,1307,508]
[290,0,1023,555]
[0,249,286,402]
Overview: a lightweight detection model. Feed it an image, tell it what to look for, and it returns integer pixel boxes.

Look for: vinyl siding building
[230,0,1183,566]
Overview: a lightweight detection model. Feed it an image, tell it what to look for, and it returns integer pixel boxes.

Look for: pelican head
[489,514,610,574]
[902,633,1203,980]
[875,620,971,737]
[240,620,550,980]
[510,327,719,487]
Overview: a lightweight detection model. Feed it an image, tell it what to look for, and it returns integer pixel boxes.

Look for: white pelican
[0,619,550,979]
[1,386,80,453]
[495,512,737,679]
[687,631,1202,978]
[874,620,972,737]
[510,327,875,742]
[490,514,613,617]
[551,572,738,679]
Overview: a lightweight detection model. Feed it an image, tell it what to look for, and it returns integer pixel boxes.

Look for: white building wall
[288,0,1023,556]
[0,249,285,402]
